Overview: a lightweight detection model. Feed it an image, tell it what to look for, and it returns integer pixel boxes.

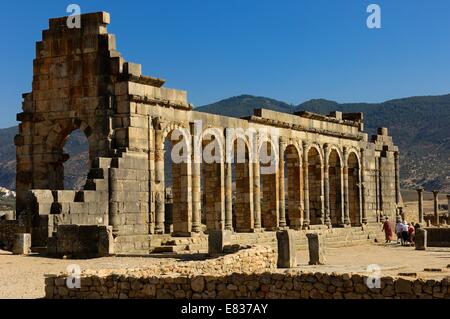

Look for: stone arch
[284,142,303,229]
[200,127,225,231]
[348,151,361,226]
[307,145,324,225]
[230,136,253,232]
[161,122,192,235]
[328,148,344,226]
[258,138,279,230]
[42,119,94,190]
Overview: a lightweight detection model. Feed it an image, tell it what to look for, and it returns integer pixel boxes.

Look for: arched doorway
[348,152,361,226]
[328,149,343,226]
[62,129,89,190]
[285,144,302,229]
[201,132,225,232]
[232,138,253,232]
[259,141,278,230]
[163,128,192,235]
[307,146,323,225]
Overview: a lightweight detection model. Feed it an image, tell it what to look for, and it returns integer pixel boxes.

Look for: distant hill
[196,94,295,118]
[0,93,449,192]
[197,94,450,192]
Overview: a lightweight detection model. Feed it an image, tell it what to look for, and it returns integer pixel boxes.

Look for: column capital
[416,187,424,193]
[433,190,439,196]
[447,194,450,199]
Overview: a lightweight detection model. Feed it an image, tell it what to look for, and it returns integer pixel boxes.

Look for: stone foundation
[44,245,450,299]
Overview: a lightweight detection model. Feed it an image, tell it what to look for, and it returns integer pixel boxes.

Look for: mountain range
[0,93,449,192]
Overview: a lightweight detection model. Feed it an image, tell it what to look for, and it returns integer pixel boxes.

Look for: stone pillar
[253,160,262,230]
[320,163,325,225]
[306,233,326,265]
[323,144,331,227]
[447,195,450,217]
[208,230,231,256]
[225,161,233,231]
[191,124,202,233]
[13,233,31,255]
[394,152,401,206]
[415,228,427,250]
[191,161,202,233]
[433,190,439,225]
[276,230,297,268]
[417,187,424,224]
[154,129,165,234]
[302,143,310,228]
[278,141,287,228]
[360,148,367,224]
[343,147,350,225]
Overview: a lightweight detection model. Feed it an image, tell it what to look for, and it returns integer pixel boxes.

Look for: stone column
[253,159,262,230]
[360,148,367,224]
[154,129,165,234]
[191,160,202,233]
[417,187,424,224]
[302,143,310,228]
[225,161,233,231]
[433,190,439,225]
[343,147,350,225]
[279,140,287,228]
[394,152,401,205]
[447,195,450,217]
[320,163,325,225]
[323,144,331,227]
[191,123,202,233]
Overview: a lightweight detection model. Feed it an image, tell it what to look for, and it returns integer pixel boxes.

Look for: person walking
[382,217,394,243]
[401,221,409,246]
[396,221,403,245]
[408,222,415,245]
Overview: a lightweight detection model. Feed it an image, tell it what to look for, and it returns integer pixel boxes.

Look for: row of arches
[158,126,363,234]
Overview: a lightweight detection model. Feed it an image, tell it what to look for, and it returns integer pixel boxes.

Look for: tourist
[396,221,403,245]
[408,222,415,245]
[401,221,409,246]
[381,217,394,243]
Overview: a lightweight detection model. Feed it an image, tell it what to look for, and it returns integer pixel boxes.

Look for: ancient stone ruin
[13,12,402,255]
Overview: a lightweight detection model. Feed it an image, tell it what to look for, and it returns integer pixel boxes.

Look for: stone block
[208,230,232,256]
[12,233,31,255]
[306,233,326,265]
[415,228,427,250]
[276,230,297,268]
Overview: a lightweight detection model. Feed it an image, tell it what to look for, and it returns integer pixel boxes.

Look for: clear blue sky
[1,0,450,128]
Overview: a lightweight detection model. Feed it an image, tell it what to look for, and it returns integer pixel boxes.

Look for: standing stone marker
[415,228,427,250]
[306,233,326,265]
[12,233,31,255]
[208,230,232,256]
[276,230,297,268]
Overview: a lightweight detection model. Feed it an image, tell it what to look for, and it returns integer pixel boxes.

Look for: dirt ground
[1,243,449,299]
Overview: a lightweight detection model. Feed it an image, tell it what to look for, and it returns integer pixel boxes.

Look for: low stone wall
[45,245,449,299]
[425,227,450,247]
[0,220,26,251]
[47,225,114,258]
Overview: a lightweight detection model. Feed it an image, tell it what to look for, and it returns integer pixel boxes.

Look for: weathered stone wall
[44,245,449,299]
[0,220,26,250]
[424,227,450,247]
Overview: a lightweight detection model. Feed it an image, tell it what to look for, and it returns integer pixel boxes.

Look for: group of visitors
[381,217,416,246]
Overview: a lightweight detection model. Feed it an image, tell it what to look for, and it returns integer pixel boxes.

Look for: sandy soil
[1,243,449,299]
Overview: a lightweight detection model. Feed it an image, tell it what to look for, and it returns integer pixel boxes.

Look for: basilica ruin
[13,12,402,255]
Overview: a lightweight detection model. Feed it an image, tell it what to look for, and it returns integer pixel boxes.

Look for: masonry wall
[45,245,450,299]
